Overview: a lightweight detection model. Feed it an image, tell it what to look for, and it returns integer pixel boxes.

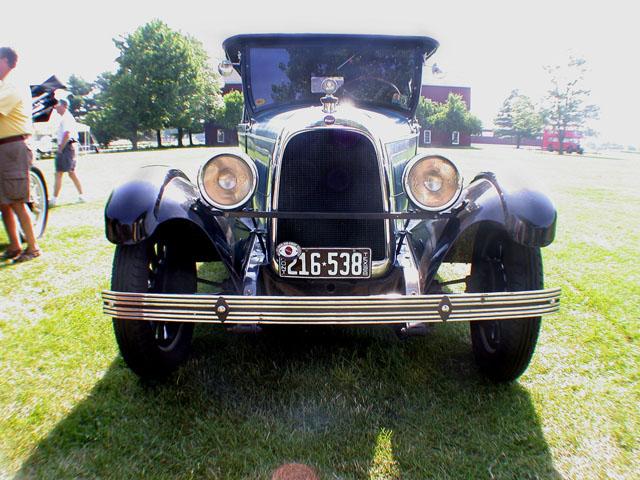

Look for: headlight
[198,153,257,209]
[403,155,462,211]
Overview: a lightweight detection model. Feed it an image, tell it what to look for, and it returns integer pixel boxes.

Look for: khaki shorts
[55,142,77,172]
[0,140,33,204]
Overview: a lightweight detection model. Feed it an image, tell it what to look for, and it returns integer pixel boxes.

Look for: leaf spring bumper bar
[102,288,561,325]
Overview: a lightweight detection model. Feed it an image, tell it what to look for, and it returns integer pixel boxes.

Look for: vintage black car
[102,34,560,382]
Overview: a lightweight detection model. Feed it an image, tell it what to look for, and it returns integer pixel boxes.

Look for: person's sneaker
[48,197,57,207]
[78,195,86,203]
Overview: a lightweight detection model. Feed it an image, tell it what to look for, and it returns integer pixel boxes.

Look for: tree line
[64,20,598,155]
[414,56,598,154]
[66,20,240,150]
[493,56,599,153]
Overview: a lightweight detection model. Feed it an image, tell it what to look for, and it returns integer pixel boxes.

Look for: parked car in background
[102,34,561,383]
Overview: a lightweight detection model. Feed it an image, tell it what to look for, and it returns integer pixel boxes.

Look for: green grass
[0,146,638,479]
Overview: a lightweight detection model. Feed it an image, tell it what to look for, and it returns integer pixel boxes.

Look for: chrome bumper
[102,288,560,325]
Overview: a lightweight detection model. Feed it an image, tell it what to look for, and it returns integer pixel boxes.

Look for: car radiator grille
[275,130,386,260]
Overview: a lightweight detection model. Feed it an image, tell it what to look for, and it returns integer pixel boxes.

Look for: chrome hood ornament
[319,77,341,114]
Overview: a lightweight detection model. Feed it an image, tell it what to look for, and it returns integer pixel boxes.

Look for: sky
[4,0,639,146]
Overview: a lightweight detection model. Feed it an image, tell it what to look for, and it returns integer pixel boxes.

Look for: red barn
[205,70,243,146]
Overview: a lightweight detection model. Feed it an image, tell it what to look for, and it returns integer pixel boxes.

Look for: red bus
[542,130,584,154]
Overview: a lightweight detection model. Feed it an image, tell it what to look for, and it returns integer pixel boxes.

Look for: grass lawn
[0,145,637,479]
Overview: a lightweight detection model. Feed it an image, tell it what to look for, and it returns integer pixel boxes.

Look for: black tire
[468,228,543,382]
[111,238,196,380]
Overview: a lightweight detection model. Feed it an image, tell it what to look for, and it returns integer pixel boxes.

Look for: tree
[433,93,482,141]
[415,96,443,131]
[417,94,481,140]
[542,56,599,154]
[66,74,98,120]
[84,107,120,147]
[164,33,222,147]
[101,20,221,149]
[494,90,543,148]
[84,71,140,148]
[415,94,481,144]
[214,91,244,130]
[436,93,482,137]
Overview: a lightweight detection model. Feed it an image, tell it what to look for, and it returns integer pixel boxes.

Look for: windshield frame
[226,35,438,118]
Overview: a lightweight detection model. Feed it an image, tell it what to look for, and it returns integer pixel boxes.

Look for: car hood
[251,104,416,147]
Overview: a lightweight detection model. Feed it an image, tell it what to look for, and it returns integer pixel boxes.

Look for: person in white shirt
[50,98,84,206]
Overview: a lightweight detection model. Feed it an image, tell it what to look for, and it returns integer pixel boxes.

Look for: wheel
[20,168,48,239]
[111,238,196,380]
[468,228,543,382]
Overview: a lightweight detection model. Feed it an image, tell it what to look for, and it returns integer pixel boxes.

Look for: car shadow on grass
[17,324,561,479]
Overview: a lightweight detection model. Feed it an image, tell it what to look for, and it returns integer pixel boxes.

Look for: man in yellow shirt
[0,47,41,262]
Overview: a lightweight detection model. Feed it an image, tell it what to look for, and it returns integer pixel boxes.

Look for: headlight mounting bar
[205,206,466,221]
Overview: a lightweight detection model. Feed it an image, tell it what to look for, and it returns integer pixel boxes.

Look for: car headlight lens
[217,170,238,190]
[404,155,462,211]
[198,153,257,209]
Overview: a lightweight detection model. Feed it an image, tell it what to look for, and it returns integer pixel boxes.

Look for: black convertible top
[222,33,439,63]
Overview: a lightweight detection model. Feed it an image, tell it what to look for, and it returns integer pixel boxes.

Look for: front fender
[463,172,557,247]
[104,165,234,267]
[408,171,557,289]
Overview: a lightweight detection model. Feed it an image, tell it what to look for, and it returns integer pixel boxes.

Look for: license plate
[278,248,371,279]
